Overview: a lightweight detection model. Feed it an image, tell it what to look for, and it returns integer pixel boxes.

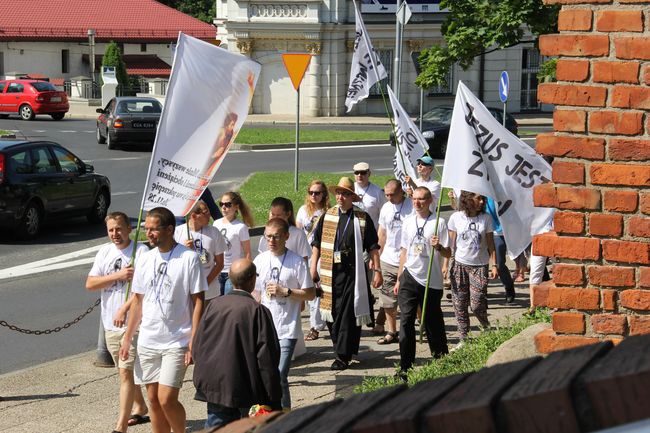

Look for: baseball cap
[417,156,434,166]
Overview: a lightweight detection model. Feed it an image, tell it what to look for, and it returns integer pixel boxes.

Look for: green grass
[356,308,552,394]
[234,128,389,145]
[518,130,539,137]
[0,129,11,136]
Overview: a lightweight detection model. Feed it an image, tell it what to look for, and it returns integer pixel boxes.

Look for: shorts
[135,345,188,388]
[105,329,137,370]
[379,261,399,309]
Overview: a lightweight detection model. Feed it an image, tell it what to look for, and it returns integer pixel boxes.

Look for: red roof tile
[82,54,172,77]
[0,0,215,42]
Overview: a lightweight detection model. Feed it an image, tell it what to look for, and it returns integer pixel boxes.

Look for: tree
[102,41,129,91]
[415,0,560,89]
[156,0,216,23]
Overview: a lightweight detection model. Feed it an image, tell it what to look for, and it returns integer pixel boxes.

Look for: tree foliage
[415,0,560,89]
[156,0,216,23]
[102,41,129,87]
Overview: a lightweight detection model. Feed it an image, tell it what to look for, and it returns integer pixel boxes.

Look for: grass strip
[234,128,389,145]
[355,308,551,394]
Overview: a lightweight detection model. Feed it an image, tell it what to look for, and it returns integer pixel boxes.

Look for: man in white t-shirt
[395,187,451,376]
[376,179,413,345]
[254,218,315,410]
[405,156,441,211]
[120,207,206,433]
[353,161,386,228]
[86,211,150,433]
[174,200,226,302]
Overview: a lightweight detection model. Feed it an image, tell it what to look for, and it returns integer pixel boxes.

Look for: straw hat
[328,177,360,202]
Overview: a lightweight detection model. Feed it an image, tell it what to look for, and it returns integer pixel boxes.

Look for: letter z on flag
[345,0,388,112]
[441,81,554,258]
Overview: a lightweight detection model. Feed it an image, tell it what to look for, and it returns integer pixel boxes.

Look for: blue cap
[417,156,434,166]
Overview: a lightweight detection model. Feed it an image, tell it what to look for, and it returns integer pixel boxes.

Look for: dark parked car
[390,105,519,158]
[96,97,162,149]
[0,79,69,121]
[0,140,111,238]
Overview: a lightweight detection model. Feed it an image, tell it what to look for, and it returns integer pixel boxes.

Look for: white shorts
[135,345,187,388]
[529,254,548,285]
[105,329,138,370]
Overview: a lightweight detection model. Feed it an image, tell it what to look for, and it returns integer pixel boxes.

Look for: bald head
[229,258,257,293]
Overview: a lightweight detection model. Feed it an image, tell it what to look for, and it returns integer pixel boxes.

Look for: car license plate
[132,122,155,128]
[50,96,61,102]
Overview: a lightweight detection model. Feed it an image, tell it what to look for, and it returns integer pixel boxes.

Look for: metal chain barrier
[0,298,100,335]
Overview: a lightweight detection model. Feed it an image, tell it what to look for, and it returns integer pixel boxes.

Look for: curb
[234,139,384,150]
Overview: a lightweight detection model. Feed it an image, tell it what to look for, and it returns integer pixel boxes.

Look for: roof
[0,0,215,42]
[82,54,172,77]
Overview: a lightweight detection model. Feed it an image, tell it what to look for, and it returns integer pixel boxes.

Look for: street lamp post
[87,29,96,97]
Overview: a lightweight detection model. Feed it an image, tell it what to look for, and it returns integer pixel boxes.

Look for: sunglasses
[336,191,353,197]
[417,161,432,167]
[354,170,369,176]
[219,202,233,208]
[308,190,324,196]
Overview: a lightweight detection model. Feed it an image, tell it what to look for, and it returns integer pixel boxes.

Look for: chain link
[0,298,101,335]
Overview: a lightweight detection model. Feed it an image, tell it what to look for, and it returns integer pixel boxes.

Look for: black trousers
[398,269,448,372]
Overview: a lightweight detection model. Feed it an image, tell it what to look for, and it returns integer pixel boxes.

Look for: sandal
[305,328,319,341]
[377,332,397,345]
[127,414,150,427]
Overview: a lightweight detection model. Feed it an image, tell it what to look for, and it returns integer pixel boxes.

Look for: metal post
[419,87,424,131]
[396,5,405,99]
[87,29,96,96]
[294,86,300,192]
[393,0,401,94]
[503,101,507,127]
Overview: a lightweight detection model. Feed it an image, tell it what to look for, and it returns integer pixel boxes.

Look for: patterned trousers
[450,261,490,340]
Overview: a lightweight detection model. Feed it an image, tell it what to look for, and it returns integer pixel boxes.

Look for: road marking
[112,191,138,196]
[0,258,96,280]
[250,143,390,152]
[60,130,77,133]
[88,156,148,162]
[0,244,103,280]
[34,130,47,133]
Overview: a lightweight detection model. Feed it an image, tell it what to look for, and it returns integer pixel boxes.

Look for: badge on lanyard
[199,250,209,264]
[334,251,342,264]
[413,243,425,255]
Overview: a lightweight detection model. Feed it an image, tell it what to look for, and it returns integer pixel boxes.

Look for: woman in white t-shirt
[296,180,331,341]
[258,197,311,259]
[448,191,498,347]
[213,191,254,295]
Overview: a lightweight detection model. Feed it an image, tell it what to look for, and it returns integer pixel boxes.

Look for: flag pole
[419,189,444,343]
[125,208,144,302]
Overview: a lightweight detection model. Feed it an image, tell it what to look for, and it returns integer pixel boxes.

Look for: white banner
[142,33,260,216]
[441,81,554,258]
[345,0,388,112]
[387,85,428,189]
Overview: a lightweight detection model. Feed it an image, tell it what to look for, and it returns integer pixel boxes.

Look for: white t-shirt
[254,249,313,340]
[448,212,494,266]
[88,241,149,332]
[354,182,386,228]
[414,178,441,212]
[296,206,324,244]
[258,225,311,259]
[213,218,250,272]
[132,244,207,349]
[174,224,227,300]
[378,198,414,266]
[400,213,449,289]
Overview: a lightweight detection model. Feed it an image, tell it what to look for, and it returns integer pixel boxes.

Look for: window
[10,150,33,175]
[7,83,24,93]
[0,82,5,93]
[62,49,69,73]
[140,43,147,52]
[31,147,57,174]
[521,47,541,111]
[0,52,4,76]
[52,147,81,174]
[427,64,454,95]
[369,49,392,96]
[31,82,57,91]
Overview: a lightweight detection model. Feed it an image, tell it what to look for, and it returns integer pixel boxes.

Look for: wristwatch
[285,288,293,298]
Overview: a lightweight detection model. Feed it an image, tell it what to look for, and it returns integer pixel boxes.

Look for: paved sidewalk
[0,280,531,433]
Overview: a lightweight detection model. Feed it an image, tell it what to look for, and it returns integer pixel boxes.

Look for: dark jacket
[192,290,282,410]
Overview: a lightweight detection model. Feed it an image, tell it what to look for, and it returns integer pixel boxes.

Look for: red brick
[535,328,600,355]
[543,0,611,3]
[628,216,650,238]
[620,0,650,3]
[591,314,627,335]
[602,240,650,265]
[596,10,643,32]
[640,268,650,288]
[642,193,650,215]
[533,183,557,208]
[603,190,638,212]
[558,9,593,31]
[554,110,587,132]
[588,266,636,287]
[629,316,650,335]
[554,211,585,234]
[609,138,650,161]
[556,60,590,82]
[589,111,644,135]
[608,337,624,346]
[552,161,585,184]
[644,65,650,85]
[620,290,650,310]
[589,214,623,237]
[611,86,650,110]
[536,134,605,160]
[602,289,617,311]
[532,232,558,257]
[553,312,586,334]
[593,61,639,84]
[590,164,650,187]
[556,187,601,210]
[553,264,585,286]
[556,236,601,261]
[538,83,606,107]
[540,34,609,57]
[615,37,650,60]
[548,287,600,309]
[532,281,553,307]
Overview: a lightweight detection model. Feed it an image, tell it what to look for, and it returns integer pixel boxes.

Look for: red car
[0,79,69,121]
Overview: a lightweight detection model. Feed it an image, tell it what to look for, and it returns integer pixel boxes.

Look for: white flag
[141,33,260,216]
[441,81,554,258]
[387,85,428,189]
[345,0,388,112]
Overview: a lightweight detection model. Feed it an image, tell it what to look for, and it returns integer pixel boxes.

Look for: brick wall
[533,0,650,353]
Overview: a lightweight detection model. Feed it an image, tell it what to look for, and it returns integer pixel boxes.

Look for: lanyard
[335,208,354,251]
[393,201,405,220]
[270,252,288,283]
[153,243,176,301]
[358,183,370,200]
[415,214,431,240]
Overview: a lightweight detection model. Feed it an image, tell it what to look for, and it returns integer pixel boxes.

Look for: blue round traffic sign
[499,71,509,103]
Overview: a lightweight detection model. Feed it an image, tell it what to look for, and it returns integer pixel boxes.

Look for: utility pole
[87,29,96,97]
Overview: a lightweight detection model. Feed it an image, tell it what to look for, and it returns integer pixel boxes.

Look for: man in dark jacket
[192,258,282,429]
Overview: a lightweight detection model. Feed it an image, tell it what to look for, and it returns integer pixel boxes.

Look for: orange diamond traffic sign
[281,53,312,91]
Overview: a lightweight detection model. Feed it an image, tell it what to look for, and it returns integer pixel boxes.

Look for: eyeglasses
[219,202,233,208]
[308,190,323,196]
[354,170,369,176]
[264,234,283,241]
[417,161,432,167]
[336,191,353,197]
[193,208,209,215]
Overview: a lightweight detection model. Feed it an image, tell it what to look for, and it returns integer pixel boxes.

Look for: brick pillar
[533,0,650,354]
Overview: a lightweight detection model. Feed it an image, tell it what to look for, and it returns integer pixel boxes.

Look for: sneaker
[505,294,515,304]
[394,370,408,383]
[330,358,349,371]
[450,341,465,353]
